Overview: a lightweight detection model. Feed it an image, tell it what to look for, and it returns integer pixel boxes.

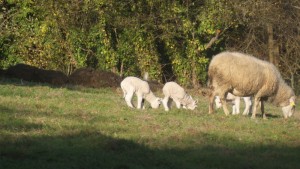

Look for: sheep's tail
[143,72,149,81]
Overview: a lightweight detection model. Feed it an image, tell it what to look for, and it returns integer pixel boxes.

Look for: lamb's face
[282,97,296,118]
[187,100,198,110]
[151,98,161,109]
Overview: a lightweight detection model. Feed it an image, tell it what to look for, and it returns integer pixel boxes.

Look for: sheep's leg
[209,94,215,114]
[162,96,170,111]
[261,101,266,119]
[124,90,135,108]
[251,97,260,119]
[136,92,144,109]
[218,92,230,115]
[220,97,230,116]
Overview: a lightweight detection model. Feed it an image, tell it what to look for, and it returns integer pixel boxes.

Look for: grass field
[0,78,300,169]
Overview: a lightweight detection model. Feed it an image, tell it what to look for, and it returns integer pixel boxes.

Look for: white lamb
[162,82,197,111]
[215,93,252,115]
[120,76,161,109]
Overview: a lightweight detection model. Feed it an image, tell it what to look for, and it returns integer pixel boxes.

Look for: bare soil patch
[68,68,121,88]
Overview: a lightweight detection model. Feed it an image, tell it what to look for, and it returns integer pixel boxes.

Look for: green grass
[0,78,300,169]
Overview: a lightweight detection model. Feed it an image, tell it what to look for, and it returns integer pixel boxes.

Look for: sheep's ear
[289,97,296,107]
[195,99,198,104]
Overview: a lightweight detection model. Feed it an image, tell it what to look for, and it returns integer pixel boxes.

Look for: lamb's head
[282,96,296,118]
[185,96,198,110]
[150,98,161,109]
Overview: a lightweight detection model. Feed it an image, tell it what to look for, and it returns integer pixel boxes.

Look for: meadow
[0,78,300,169]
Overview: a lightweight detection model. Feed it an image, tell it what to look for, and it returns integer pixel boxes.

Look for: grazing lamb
[120,76,161,109]
[162,82,197,111]
[215,93,252,115]
[208,51,296,119]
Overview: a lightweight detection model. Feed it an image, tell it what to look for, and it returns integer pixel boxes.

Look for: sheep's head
[151,98,161,109]
[282,96,296,118]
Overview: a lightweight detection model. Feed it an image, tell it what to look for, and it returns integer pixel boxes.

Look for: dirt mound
[5,64,68,86]
[68,68,121,88]
[4,64,160,89]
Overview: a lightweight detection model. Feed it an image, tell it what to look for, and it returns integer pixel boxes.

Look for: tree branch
[205,30,221,49]
[293,6,300,10]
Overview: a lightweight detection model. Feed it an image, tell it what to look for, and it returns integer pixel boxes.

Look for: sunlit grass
[0,78,300,169]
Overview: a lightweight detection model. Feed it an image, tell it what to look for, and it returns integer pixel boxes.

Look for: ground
[2,64,164,90]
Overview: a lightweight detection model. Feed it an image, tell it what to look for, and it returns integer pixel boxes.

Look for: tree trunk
[120,60,124,78]
[267,24,279,66]
[191,60,200,89]
[291,73,295,90]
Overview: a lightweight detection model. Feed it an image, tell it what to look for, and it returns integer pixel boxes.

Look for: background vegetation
[0,78,300,169]
[1,0,300,92]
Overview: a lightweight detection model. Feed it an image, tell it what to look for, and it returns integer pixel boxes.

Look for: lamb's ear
[195,99,198,104]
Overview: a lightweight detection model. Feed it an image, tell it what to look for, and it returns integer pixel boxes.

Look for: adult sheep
[120,76,161,109]
[208,51,296,119]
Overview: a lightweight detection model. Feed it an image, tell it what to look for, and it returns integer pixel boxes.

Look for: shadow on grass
[0,105,299,169]
[1,128,300,169]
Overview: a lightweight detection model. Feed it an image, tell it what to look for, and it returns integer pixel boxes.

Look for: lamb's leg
[234,97,241,115]
[251,97,260,119]
[142,99,145,109]
[136,92,143,109]
[162,96,170,111]
[124,90,134,108]
[232,105,236,115]
[242,97,251,115]
[174,99,181,109]
[121,88,127,98]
